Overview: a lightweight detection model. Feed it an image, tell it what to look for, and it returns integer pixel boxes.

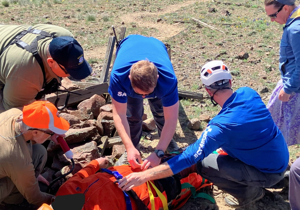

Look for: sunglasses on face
[29,129,55,136]
[58,63,68,74]
[268,5,284,18]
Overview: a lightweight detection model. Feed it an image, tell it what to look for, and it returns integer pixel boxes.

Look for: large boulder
[58,141,100,179]
[68,107,93,121]
[97,111,115,137]
[101,120,115,137]
[77,94,106,118]
[71,119,104,138]
[47,127,99,152]
[97,111,113,121]
[59,141,100,167]
[60,77,80,91]
[64,127,99,145]
[111,144,126,160]
[59,113,81,126]
[100,104,113,113]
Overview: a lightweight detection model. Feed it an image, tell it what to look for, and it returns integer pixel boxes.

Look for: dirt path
[120,0,199,40]
[85,0,209,59]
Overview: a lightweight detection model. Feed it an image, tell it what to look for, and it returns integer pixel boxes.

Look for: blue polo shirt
[168,87,289,174]
[108,35,178,107]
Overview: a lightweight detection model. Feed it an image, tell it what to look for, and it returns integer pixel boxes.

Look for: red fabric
[56,160,149,210]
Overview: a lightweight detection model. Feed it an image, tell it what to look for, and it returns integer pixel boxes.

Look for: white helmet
[200,60,232,87]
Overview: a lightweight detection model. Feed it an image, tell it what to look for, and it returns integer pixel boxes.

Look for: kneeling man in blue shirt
[118,60,289,208]
[108,35,180,170]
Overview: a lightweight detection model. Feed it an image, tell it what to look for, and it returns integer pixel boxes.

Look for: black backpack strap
[16,40,47,88]
[15,28,55,89]
[126,190,148,210]
[0,26,32,54]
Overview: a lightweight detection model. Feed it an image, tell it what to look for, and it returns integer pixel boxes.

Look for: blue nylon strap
[123,190,133,210]
[101,168,132,210]
[101,168,123,180]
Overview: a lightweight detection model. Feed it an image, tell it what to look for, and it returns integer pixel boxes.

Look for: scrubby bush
[2,0,9,7]
[87,15,95,21]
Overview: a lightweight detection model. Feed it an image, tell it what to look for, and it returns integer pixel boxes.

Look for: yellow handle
[147,181,168,210]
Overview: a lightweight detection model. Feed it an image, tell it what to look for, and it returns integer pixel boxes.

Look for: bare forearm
[119,162,174,191]
[113,113,134,149]
[144,162,174,181]
[156,102,179,151]
[156,119,177,151]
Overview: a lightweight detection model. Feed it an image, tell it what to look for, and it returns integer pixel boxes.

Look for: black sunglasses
[29,129,55,136]
[268,5,284,18]
[58,63,68,74]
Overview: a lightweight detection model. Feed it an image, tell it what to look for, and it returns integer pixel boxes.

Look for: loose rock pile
[42,92,157,193]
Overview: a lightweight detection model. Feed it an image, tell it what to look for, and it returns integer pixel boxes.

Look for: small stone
[187,118,201,130]
[208,8,216,13]
[260,87,269,94]
[142,118,156,131]
[199,114,211,122]
[237,52,249,60]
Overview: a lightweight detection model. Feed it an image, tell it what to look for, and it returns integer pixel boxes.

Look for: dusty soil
[1,0,299,209]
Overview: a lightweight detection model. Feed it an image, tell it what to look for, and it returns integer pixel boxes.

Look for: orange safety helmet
[22,101,70,134]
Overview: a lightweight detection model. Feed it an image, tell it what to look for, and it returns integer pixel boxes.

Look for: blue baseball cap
[49,36,92,80]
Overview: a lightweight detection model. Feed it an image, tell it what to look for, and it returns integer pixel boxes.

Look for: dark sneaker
[224,189,265,208]
[166,139,181,153]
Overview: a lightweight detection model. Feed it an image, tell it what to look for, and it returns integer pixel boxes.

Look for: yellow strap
[147,182,155,210]
[147,181,168,210]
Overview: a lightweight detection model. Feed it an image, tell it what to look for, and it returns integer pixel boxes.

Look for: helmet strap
[210,87,232,106]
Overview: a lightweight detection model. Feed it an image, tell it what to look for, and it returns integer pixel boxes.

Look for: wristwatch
[154,149,165,158]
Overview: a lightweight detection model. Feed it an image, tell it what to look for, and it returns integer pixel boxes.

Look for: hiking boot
[114,151,129,166]
[224,189,265,208]
[166,139,181,154]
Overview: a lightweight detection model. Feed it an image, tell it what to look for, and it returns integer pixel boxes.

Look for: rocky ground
[1,0,300,209]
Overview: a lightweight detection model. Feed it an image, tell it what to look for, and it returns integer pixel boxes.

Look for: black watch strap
[154,149,165,158]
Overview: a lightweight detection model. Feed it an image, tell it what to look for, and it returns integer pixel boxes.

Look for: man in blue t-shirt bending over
[118,60,289,208]
[108,35,180,169]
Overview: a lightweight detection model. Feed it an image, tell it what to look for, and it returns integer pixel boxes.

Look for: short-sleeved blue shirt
[108,35,178,107]
[167,87,289,174]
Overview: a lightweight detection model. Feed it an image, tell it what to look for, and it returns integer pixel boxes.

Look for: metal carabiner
[55,91,70,111]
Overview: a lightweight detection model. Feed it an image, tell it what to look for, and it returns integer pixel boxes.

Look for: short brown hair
[264,0,284,7]
[130,60,158,92]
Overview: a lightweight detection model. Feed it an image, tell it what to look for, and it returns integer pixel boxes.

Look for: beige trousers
[0,144,47,205]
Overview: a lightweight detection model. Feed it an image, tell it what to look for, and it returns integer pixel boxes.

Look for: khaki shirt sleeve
[2,72,41,111]
[4,154,53,206]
